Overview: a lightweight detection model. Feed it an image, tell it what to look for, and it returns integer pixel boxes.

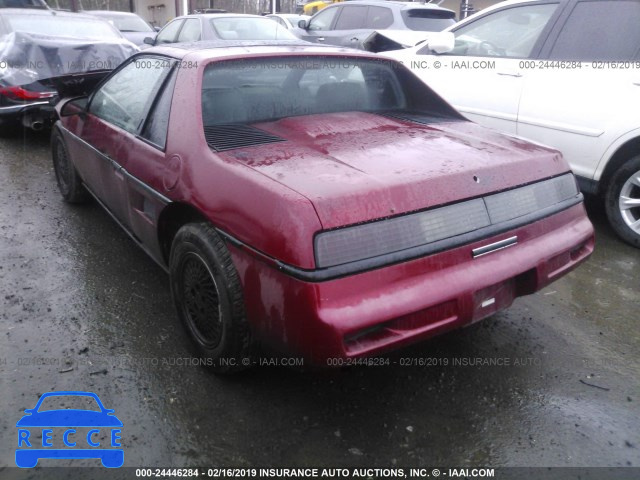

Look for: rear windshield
[209,17,297,40]
[100,14,153,33]
[201,57,407,125]
[401,9,456,31]
[5,14,122,39]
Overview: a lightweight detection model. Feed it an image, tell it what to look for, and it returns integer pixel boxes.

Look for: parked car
[266,13,310,30]
[384,0,640,247]
[293,0,456,51]
[52,41,594,371]
[192,8,228,14]
[145,13,297,46]
[0,8,138,130]
[86,10,158,47]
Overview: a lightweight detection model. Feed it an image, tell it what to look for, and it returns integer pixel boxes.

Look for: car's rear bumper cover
[0,102,55,123]
[230,202,594,365]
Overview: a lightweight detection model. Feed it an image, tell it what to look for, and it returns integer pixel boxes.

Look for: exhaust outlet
[21,115,45,131]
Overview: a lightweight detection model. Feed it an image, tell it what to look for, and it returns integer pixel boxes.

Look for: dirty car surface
[51,41,595,372]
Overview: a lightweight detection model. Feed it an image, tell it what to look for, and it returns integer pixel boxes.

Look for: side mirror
[143,36,155,45]
[59,96,88,117]
[423,31,455,54]
[298,19,308,29]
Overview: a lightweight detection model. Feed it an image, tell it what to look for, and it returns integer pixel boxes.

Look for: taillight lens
[0,86,57,101]
[314,173,580,268]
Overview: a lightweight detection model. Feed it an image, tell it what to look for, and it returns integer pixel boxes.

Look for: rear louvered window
[203,124,285,151]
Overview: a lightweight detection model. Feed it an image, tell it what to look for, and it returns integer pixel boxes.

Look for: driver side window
[450,3,558,58]
[155,19,183,44]
[308,7,339,31]
[90,58,172,133]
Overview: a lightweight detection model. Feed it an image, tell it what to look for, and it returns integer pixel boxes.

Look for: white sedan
[384,0,640,247]
[265,14,310,30]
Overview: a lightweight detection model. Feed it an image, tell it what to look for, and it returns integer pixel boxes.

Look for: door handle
[317,37,325,42]
[350,37,358,42]
[497,72,523,78]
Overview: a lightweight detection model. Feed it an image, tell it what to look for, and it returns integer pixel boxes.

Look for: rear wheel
[51,128,88,204]
[169,223,252,373]
[605,154,640,248]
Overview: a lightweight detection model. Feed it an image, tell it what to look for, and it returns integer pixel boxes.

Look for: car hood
[0,31,138,88]
[16,410,123,427]
[221,112,569,229]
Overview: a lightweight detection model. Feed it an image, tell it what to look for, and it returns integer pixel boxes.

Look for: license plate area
[472,279,515,322]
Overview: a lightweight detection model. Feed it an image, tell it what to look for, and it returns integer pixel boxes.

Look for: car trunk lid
[219,112,569,229]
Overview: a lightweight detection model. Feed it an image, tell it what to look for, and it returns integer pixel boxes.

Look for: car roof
[0,7,105,19]
[177,13,263,19]
[145,40,385,61]
[342,0,455,12]
[493,0,565,4]
[467,0,569,9]
[446,0,567,31]
[84,10,141,17]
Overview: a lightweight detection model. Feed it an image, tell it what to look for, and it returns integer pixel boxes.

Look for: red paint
[59,45,595,364]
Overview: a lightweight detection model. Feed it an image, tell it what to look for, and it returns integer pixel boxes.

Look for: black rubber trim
[576,175,599,196]
[218,194,583,283]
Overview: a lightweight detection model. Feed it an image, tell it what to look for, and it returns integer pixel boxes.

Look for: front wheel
[169,223,252,373]
[605,154,640,248]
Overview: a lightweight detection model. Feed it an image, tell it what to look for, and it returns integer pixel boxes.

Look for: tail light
[0,86,57,101]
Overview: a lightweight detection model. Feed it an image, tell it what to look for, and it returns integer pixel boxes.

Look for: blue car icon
[16,391,123,468]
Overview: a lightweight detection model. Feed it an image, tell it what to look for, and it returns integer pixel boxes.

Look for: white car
[265,13,310,30]
[384,0,640,247]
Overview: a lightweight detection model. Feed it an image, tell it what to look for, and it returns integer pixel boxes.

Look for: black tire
[605,154,640,248]
[51,128,89,204]
[169,222,252,373]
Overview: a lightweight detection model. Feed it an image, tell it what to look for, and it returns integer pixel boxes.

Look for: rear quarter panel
[163,56,322,269]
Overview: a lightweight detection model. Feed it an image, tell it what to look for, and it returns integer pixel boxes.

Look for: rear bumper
[230,202,594,365]
[0,102,55,126]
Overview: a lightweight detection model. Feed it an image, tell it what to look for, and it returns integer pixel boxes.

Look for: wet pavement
[0,129,638,477]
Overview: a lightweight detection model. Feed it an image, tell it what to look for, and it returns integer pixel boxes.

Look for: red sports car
[52,41,594,372]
